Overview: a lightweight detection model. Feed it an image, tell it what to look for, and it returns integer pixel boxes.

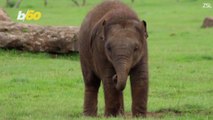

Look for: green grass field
[0,0,213,119]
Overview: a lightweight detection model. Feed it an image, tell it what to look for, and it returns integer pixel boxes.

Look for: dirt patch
[73,109,212,119]
[123,108,210,118]
[148,108,182,118]
[121,109,183,118]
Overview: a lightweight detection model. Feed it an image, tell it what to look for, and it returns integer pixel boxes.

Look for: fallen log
[0,8,11,21]
[0,21,79,53]
[0,8,79,54]
[201,17,213,28]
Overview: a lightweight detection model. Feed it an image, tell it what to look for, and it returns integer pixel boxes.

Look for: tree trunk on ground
[0,8,79,54]
[0,21,79,53]
[202,17,213,28]
[0,8,79,53]
[0,8,11,21]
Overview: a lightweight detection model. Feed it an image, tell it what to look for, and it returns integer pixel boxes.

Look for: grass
[0,0,213,119]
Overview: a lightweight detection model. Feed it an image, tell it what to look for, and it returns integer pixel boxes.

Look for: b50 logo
[17,10,42,21]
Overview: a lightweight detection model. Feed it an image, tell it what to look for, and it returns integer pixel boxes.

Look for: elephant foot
[132,112,146,117]
[83,109,97,117]
[132,107,147,117]
[104,106,124,117]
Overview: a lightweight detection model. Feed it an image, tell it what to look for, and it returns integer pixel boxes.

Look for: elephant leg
[130,62,148,117]
[103,79,124,117]
[119,92,124,114]
[130,79,148,117]
[82,68,100,116]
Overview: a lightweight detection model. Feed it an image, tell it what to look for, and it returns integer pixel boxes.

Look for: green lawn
[0,0,213,120]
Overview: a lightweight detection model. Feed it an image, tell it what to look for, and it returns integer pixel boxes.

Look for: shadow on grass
[0,49,80,61]
[48,52,80,61]
[68,108,212,119]
[147,107,212,118]
[174,55,213,62]
[10,77,30,84]
[148,108,182,118]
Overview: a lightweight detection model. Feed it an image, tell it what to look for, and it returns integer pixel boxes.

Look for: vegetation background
[0,0,213,119]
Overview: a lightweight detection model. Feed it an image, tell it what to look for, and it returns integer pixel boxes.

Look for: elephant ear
[142,20,148,39]
[90,20,106,49]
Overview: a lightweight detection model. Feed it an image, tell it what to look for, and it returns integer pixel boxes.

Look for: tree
[6,0,48,8]
[71,0,86,6]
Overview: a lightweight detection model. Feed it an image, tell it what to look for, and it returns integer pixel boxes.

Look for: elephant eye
[107,45,111,52]
[106,43,112,52]
[100,36,104,40]
[134,45,139,52]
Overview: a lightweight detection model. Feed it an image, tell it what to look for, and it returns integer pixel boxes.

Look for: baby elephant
[79,0,148,117]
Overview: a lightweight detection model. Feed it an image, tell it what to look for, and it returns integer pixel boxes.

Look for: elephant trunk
[112,60,130,91]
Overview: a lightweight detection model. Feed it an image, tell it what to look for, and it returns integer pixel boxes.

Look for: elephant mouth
[112,74,126,91]
[112,74,118,85]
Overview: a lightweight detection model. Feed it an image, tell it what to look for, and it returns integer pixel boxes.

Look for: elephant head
[91,19,148,91]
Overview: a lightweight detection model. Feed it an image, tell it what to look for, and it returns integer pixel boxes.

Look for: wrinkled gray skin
[79,1,148,117]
